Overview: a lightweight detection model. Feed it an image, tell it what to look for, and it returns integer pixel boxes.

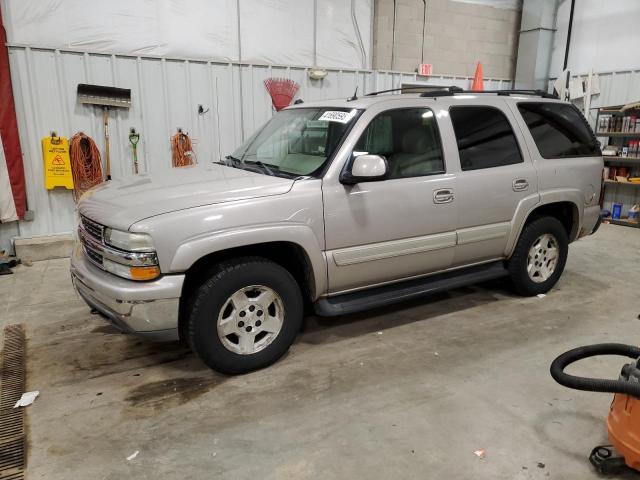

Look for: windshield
[229,107,360,176]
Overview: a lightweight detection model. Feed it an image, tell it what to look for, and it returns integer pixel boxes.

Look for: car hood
[78,163,295,230]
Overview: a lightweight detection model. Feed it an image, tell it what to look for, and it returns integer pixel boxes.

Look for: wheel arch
[507,199,580,258]
[177,241,321,342]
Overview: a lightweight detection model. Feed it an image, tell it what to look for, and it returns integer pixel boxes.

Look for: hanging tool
[77,84,131,180]
[551,343,640,475]
[171,128,195,167]
[129,128,140,174]
[69,132,103,202]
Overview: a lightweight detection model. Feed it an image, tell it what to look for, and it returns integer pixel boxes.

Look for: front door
[447,101,539,266]
[322,104,458,294]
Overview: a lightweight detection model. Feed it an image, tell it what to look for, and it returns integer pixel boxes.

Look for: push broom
[77,84,131,180]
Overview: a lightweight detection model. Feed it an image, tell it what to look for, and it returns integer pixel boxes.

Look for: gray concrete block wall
[373,0,521,79]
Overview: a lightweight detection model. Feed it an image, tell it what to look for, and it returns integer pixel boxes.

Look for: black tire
[507,216,569,296]
[187,257,303,374]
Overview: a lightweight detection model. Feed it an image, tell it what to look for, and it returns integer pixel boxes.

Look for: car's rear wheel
[187,257,303,374]
[508,216,569,296]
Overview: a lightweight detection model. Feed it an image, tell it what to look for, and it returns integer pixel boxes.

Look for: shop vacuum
[551,344,640,474]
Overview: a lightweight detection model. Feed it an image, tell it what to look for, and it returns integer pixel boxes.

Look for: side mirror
[340,154,388,185]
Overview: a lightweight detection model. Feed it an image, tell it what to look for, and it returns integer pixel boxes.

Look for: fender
[504,188,583,258]
[169,223,328,299]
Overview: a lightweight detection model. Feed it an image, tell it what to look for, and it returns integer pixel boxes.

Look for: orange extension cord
[69,132,103,202]
[171,129,195,167]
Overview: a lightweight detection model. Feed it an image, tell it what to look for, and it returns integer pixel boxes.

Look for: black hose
[550,343,640,398]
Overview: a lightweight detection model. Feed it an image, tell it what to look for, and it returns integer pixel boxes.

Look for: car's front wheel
[507,216,569,296]
[187,257,303,374]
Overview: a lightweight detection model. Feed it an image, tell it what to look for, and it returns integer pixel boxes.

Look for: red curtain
[0,7,26,219]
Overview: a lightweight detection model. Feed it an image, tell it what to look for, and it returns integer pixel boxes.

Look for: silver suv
[70,88,603,374]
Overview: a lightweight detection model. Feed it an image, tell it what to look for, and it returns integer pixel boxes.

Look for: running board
[314,261,508,317]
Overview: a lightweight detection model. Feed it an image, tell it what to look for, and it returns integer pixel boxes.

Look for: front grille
[79,215,106,270]
[83,245,104,267]
[81,215,103,241]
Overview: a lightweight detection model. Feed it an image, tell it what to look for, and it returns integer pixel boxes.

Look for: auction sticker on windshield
[318,110,355,123]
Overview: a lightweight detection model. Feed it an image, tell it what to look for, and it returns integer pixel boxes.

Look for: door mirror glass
[340,154,388,184]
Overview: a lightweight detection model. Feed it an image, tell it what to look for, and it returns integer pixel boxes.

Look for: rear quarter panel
[506,99,603,248]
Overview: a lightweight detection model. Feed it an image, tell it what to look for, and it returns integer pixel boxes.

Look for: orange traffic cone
[471,62,484,91]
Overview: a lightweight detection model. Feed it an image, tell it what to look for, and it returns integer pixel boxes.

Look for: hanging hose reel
[550,343,640,474]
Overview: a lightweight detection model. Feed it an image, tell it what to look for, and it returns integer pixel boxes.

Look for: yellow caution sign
[42,136,74,190]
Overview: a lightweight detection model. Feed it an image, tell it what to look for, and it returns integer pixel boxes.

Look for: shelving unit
[596,103,640,228]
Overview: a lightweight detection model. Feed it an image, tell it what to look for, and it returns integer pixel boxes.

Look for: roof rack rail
[419,88,558,99]
[365,85,443,96]
[364,85,559,99]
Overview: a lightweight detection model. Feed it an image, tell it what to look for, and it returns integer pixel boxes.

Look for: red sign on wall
[418,64,433,76]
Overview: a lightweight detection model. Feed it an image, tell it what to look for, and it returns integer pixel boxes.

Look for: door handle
[513,178,529,192]
[433,189,454,204]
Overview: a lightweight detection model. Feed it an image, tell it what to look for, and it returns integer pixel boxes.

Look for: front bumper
[70,242,184,341]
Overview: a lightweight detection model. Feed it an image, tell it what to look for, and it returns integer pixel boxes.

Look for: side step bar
[314,261,509,317]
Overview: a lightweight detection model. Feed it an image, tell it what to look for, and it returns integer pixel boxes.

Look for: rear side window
[450,106,523,171]
[517,102,601,158]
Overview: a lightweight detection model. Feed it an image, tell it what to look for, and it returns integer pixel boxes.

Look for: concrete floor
[1,223,639,479]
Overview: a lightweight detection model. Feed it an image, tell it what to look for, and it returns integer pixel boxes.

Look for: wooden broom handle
[103,107,111,180]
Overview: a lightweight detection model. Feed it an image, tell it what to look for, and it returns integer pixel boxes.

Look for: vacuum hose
[550,343,640,398]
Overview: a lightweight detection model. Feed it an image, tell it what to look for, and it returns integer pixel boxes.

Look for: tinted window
[450,106,523,171]
[518,102,601,158]
[354,108,444,179]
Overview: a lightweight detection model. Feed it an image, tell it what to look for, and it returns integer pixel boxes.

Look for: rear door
[510,101,603,236]
[448,99,539,267]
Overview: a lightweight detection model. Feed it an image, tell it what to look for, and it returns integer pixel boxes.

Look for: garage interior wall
[0,0,373,69]
[0,44,511,252]
[545,0,640,215]
[372,0,522,78]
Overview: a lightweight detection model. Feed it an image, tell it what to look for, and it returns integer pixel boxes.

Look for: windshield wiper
[244,160,277,176]
[221,155,242,167]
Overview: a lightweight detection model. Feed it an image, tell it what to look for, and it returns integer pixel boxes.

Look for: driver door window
[354,108,445,179]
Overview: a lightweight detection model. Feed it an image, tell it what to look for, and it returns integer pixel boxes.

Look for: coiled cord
[69,132,103,202]
[171,129,195,167]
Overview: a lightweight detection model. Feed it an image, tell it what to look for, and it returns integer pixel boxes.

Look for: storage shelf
[604,180,640,187]
[604,156,640,165]
[606,218,640,229]
[596,132,640,137]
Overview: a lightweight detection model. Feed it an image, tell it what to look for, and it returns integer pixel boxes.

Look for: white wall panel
[550,0,640,78]
[0,0,372,69]
[1,45,509,248]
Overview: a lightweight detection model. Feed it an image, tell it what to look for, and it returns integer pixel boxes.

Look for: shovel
[77,84,131,180]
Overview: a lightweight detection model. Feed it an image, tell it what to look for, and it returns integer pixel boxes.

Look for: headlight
[104,228,155,252]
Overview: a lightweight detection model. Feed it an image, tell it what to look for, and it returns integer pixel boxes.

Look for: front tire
[507,216,569,296]
[187,257,303,374]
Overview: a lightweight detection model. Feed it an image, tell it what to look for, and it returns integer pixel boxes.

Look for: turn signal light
[129,266,161,281]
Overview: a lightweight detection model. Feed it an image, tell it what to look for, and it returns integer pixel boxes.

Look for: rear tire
[187,257,303,374]
[507,216,569,296]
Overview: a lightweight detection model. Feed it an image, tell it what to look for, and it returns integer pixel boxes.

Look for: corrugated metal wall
[555,69,640,215]
[0,45,511,249]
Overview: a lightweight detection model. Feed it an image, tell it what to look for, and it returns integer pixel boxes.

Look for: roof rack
[420,87,557,99]
[364,85,558,99]
[365,85,443,96]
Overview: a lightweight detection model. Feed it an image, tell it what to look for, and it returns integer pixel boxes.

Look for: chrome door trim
[331,231,457,266]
